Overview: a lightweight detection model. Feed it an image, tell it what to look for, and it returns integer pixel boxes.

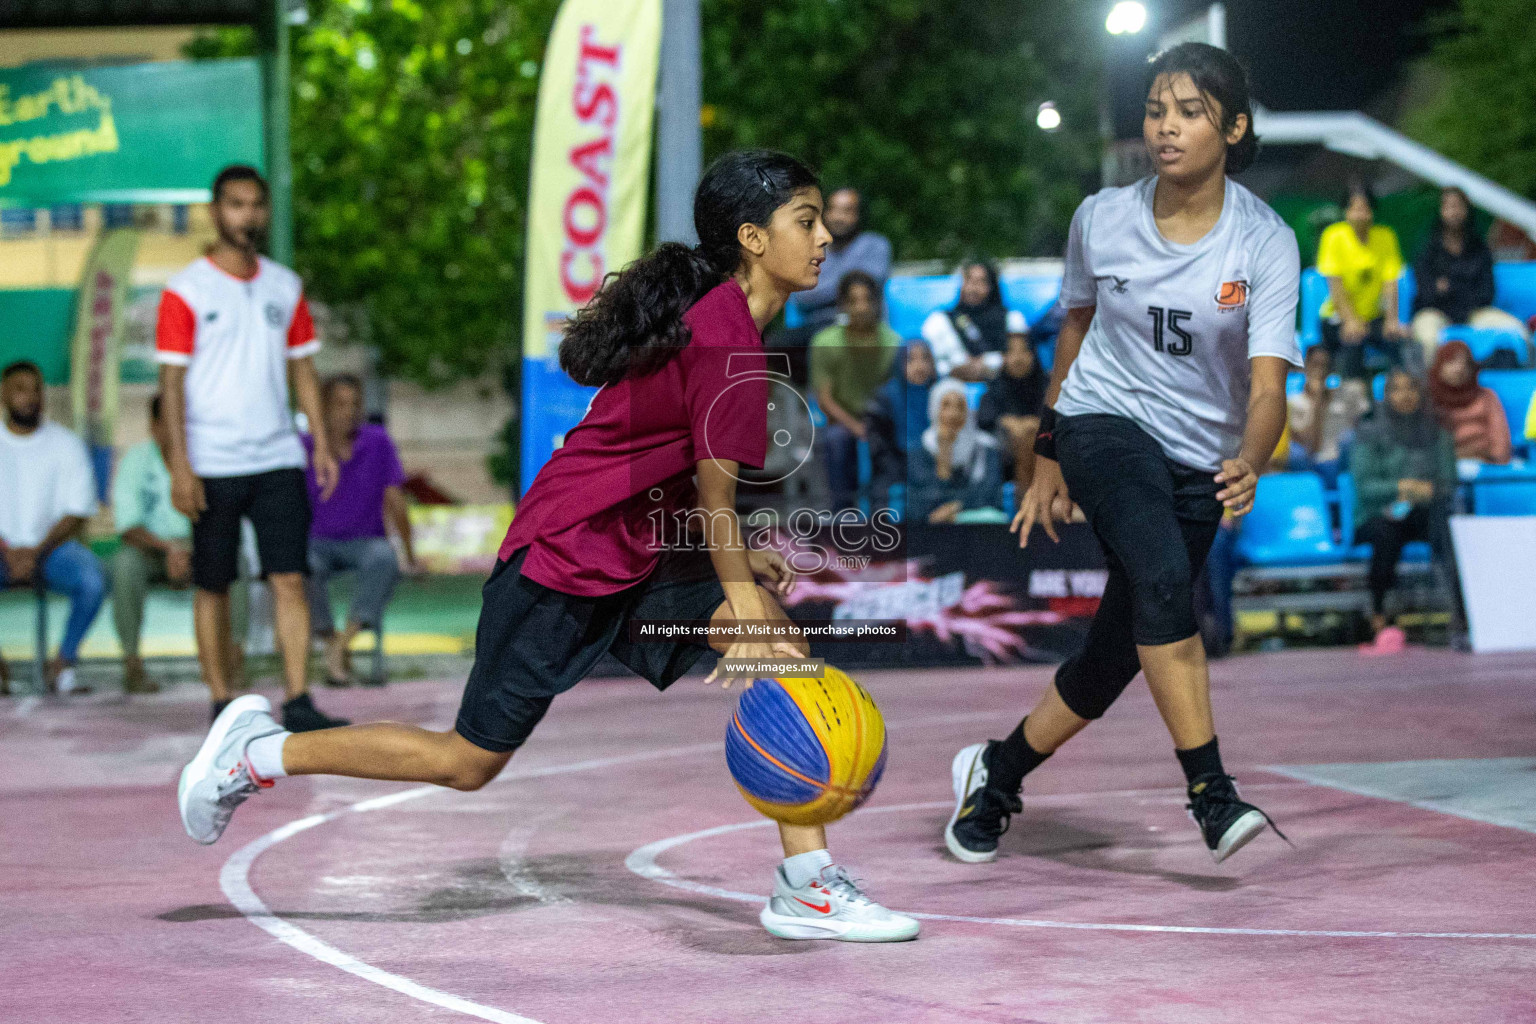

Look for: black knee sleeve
[1054,643,1142,721]
[1129,563,1200,647]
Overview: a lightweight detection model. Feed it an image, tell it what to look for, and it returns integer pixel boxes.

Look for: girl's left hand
[1215,458,1258,517]
[747,548,795,596]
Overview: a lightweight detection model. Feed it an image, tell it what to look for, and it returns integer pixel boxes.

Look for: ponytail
[557,149,820,388]
[559,244,726,387]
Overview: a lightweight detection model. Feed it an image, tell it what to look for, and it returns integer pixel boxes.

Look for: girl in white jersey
[946,43,1299,865]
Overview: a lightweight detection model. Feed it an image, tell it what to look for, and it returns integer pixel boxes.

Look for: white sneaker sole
[1212,809,1267,864]
[178,693,271,845]
[944,743,996,864]
[759,903,920,942]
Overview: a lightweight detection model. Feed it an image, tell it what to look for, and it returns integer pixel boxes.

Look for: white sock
[244,732,292,782]
[782,848,833,889]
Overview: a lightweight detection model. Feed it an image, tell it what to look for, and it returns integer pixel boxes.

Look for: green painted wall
[0,288,73,383]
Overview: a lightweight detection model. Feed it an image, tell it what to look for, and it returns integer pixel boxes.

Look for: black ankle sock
[1175,736,1224,786]
[988,718,1051,794]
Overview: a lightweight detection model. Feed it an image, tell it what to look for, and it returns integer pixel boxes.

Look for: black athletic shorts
[454,544,727,754]
[191,468,311,593]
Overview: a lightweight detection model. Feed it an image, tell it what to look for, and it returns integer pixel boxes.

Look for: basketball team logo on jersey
[1215,279,1249,312]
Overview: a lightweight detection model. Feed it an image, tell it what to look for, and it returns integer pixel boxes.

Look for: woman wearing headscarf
[1427,339,1512,465]
[908,378,1003,523]
[1410,186,1531,367]
[921,260,1010,382]
[1349,368,1461,654]
[864,339,937,507]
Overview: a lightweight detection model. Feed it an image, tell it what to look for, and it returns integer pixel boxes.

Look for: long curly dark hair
[558,150,820,388]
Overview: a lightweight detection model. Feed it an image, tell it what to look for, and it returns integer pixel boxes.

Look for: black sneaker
[944,742,1023,863]
[1186,772,1288,863]
[282,692,350,732]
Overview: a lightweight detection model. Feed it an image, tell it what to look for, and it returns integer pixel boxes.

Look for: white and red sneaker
[760,864,919,942]
[177,694,283,845]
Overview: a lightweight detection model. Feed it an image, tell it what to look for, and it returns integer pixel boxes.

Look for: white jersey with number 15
[1054,176,1301,472]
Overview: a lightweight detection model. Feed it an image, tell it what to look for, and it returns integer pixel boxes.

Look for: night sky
[1110,0,1460,126]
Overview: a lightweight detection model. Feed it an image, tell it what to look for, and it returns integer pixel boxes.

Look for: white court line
[214,711,1042,1022]
[221,742,720,1024]
[222,710,1536,1024]
[1263,763,1536,836]
[624,800,1536,943]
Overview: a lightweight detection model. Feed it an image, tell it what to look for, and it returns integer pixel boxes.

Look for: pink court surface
[5,649,1536,1024]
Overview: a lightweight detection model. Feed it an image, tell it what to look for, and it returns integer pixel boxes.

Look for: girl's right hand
[1011,459,1073,547]
[706,640,806,689]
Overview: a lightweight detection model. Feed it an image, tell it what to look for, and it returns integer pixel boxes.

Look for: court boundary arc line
[220,722,1536,1024]
[221,743,722,1024]
[624,800,1536,942]
[214,712,1004,1023]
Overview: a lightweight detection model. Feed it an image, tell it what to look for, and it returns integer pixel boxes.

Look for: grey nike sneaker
[760,864,920,942]
[178,694,284,845]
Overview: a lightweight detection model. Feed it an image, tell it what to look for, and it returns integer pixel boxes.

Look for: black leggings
[1319,317,1419,381]
[1356,502,1460,617]
[1051,415,1224,721]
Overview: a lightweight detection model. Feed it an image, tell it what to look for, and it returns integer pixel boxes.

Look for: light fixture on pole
[1036,102,1062,132]
[1105,1,1147,36]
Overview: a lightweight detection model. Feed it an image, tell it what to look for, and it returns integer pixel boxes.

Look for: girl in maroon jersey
[177,150,919,943]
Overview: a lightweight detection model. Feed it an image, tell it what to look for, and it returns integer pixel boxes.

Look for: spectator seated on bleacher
[779,187,891,375]
[864,339,935,508]
[810,271,901,512]
[1349,368,1464,655]
[111,393,193,695]
[1317,183,1414,380]
[0,360,105,696]
[303,374,416,688]
[1287,346,1370,490]
[1410,186,1531,368]
[977,314,1047,492]
[1428,340,1512,465]
[921,260,1009,383]
[909,379,1003,524]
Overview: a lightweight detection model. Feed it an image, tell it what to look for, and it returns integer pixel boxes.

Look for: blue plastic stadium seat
[1002,481,1017,516]
[1481,370,1536,453]
[1372,373,1387,403]
[1287,371,1342,395]
[999,276,1062,324]
[886,276,961,340]
[1493,262,1536,323]
[884,273,1064,343]
[964,382,986,409]
[1234,472,1342,566]
[1473,480,1536,515]
[1440,325,1525,363]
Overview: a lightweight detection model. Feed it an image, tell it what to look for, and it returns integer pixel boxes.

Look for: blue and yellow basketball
[724,666,887,826]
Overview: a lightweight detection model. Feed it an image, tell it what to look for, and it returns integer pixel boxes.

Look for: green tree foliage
[290,0,559,386]
[700,0,1101,262]
[195,0,1099,393]
[1408,0,1536,199]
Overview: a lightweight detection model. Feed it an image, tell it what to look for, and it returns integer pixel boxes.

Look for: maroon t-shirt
[499,279,769,595]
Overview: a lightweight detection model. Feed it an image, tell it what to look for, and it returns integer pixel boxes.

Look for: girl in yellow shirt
[1317,182,1412,380]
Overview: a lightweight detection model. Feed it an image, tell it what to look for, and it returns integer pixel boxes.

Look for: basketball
[724,666,888,826]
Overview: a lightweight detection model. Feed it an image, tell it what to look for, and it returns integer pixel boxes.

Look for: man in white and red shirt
[156,165,345,732]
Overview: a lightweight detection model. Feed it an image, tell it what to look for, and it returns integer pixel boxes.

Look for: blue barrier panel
[518,357,598,498]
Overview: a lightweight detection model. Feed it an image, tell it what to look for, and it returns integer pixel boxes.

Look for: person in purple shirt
[303,374,415,686]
